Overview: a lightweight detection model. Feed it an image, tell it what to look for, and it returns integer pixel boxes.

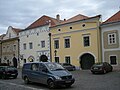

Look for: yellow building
[50,14,101,69]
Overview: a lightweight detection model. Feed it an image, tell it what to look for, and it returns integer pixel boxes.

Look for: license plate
[66,81,71,83]
[94,67,98,69]
[11,74,15,75]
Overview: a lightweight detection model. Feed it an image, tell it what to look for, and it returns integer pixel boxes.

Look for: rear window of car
[23,64,31,70]
[94,63,103,66]
[7,66,16,70]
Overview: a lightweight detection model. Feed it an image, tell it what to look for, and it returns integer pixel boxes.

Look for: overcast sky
[0,0,120,35]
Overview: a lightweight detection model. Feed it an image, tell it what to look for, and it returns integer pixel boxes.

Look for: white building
[1,26,21,67]
[19,15,61,66]
[101,11,120,69]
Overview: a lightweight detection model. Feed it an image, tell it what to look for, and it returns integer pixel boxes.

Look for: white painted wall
[101,23,120,62]
[19,25,50,66]
[3,26,17,40]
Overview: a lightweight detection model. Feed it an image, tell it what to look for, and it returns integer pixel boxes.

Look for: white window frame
[64,37,71,48]
[41,40,45,48]
[83,35,90,47]
[108,33,116,45]
[29,42,33,49]
[23,43,26,50]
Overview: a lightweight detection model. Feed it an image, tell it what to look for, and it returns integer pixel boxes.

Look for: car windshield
[46,63,64,71]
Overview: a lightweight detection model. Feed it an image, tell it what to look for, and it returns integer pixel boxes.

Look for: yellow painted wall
[50,17,101,67]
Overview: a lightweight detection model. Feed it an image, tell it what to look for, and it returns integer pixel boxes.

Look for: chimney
[56,14,60,21]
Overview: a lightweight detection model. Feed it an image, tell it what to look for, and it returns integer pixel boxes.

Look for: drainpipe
[48,33,52,62]
[0,41,2,63]
[18,38,20,68]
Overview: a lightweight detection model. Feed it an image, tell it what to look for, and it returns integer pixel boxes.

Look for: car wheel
[24,77,29,84]
[48,80,55,89]
[2,75,6,79]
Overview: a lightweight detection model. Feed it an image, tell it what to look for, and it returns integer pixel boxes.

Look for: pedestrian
[12,54,18,68]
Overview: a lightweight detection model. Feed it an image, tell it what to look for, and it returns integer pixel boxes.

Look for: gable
[3,26,18,40]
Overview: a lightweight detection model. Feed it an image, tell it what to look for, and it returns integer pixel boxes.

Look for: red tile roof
[51,14,101,27]
[25,15,62,30]
[12,27,22,35]
[104,11,120,23]
[62,14,89,24]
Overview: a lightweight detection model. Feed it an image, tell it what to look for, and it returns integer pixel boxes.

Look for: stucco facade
[0,26,20,67]
[19,25,50,66]
[101,22,120,67]
[50,15,101,69]
[19,15,60,67]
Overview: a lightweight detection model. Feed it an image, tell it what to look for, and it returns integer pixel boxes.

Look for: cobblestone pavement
[0,69,120,90]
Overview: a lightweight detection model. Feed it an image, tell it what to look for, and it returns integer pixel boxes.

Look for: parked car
[0,66,18,79]
[60,63,76,71]
[22,62,75,89]
[91,62,113,74]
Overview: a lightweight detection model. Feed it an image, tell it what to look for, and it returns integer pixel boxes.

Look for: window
[82,24,85,27]
[29,42,33,49]
[83,36,90,47]
[31,63,39,71]
[70,27,72,29]
[54,40,59,49]
[23,43,26,50]
[41,41,45,48]
[65,38,70,48]
[110,56,117,65]
[24,59,26,63]
[39,63,47,72]
[58,29,61,31]
[37,33,39,36]
[9,33,11,38]
[65,56,71,64]
[55,57,59,63]
[108,33,116,44]
[13,45,16,50]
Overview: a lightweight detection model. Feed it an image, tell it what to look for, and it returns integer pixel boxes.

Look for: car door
[0,67,3,77]
[30,63,39,82]
[38,63,49,84]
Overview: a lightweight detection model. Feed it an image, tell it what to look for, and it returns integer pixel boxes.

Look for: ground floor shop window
[110,56,117,65]
[65,56,71,64]
[55,57,59,63]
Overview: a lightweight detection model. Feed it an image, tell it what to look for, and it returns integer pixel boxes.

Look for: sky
[0,0,120,35]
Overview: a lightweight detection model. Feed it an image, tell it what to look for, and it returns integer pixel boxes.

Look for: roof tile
[104,11,120,23]
[25,15,62,30]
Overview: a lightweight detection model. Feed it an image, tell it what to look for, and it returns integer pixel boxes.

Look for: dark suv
[0,66,18,79]
[22,62,75,89]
